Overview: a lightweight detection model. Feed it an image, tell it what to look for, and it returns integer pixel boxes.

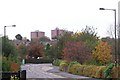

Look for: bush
[2,57,20,72]
[52,59,61,66]
[2,57,11,72]
[59,61,69,72]
[67,63,81,75]
[56,60,119,79]
[110,66,120,78]
[82,65,95,77]
[77,65,86,76]
[10,62,20,72]
[68,61,79,68]
[95,66,106,78]
[67,61,80,73]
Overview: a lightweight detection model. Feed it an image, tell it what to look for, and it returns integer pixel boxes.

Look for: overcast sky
[0,0,119,40]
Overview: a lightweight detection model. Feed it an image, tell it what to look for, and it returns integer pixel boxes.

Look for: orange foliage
[92,41,112,65]
[10,62,20,72]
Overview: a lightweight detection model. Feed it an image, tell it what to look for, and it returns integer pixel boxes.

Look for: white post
[22,59,25,65]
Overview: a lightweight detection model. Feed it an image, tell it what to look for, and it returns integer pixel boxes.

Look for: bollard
[22,59,25,65]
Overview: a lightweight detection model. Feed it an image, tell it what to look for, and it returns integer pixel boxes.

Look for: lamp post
[3,25,16,56]
[4,25,16,37]
[99,8,117,66]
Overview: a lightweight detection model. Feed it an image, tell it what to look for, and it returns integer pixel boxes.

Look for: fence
[2,70,26,80]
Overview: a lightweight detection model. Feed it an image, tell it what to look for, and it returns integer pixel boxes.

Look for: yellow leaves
[72,32,83,38]
[92,41,112,65]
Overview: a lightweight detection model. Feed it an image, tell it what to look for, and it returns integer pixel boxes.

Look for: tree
[39,36,50,42]
[45,45,58,59]
[17,44,27,59]
[27,42,44,59]
[80,26,99,51]
[63,41,92,64]
[55,32,73,59]
[92,41,112,65]
[15,34,22,40]
[2,37,17,57]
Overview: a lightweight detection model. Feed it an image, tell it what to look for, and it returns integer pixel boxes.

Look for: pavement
[21,64,101,80]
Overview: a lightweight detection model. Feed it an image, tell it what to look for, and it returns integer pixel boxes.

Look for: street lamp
[4,25,16,37]
[99,8,117,66]
[3,25,16,57]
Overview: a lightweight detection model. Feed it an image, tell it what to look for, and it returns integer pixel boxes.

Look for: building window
[36,32,38,37]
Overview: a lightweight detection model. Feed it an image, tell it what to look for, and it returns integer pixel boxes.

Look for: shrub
[91,65,99,78]
[52,59,61,66]
[95,66,106,78]
[78,65,86,76]
[2,57,11,72]
[82,65,95,77]
[59,61,69,72]
[57,60,119,79]
[2,57,20,72]
[67,63,81,75]
[67,61,80,74]
[68,61,79,68]
[110,66,120,78]
[10,62,20,72]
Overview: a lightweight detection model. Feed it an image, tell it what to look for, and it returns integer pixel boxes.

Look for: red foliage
[63,41,92,64]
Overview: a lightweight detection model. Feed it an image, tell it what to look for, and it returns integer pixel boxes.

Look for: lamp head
[12,25,16,27]
[99,8,105,10]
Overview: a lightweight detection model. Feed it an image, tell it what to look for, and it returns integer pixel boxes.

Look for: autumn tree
[54,32,73,59]
[92,41,112,65]
[63,41,92,64]
[17,44,27,59]
[27,42,44,59]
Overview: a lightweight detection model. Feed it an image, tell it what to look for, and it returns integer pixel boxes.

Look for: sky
[0,0,119,40]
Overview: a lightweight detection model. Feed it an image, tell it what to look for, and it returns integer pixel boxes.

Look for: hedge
[53,59,120,79]
[59,60,69,72]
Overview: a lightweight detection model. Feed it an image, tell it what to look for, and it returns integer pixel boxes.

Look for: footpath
[21,64,101,80]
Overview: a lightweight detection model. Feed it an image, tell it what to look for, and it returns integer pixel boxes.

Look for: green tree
[2,37,17,57]
[17,44,27,59]
[80,26,99,50]
[39,36,50,42]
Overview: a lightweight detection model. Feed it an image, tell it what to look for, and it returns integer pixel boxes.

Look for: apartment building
[51,28,73,39]
[31,30,45,41]
[51,28,65,39]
